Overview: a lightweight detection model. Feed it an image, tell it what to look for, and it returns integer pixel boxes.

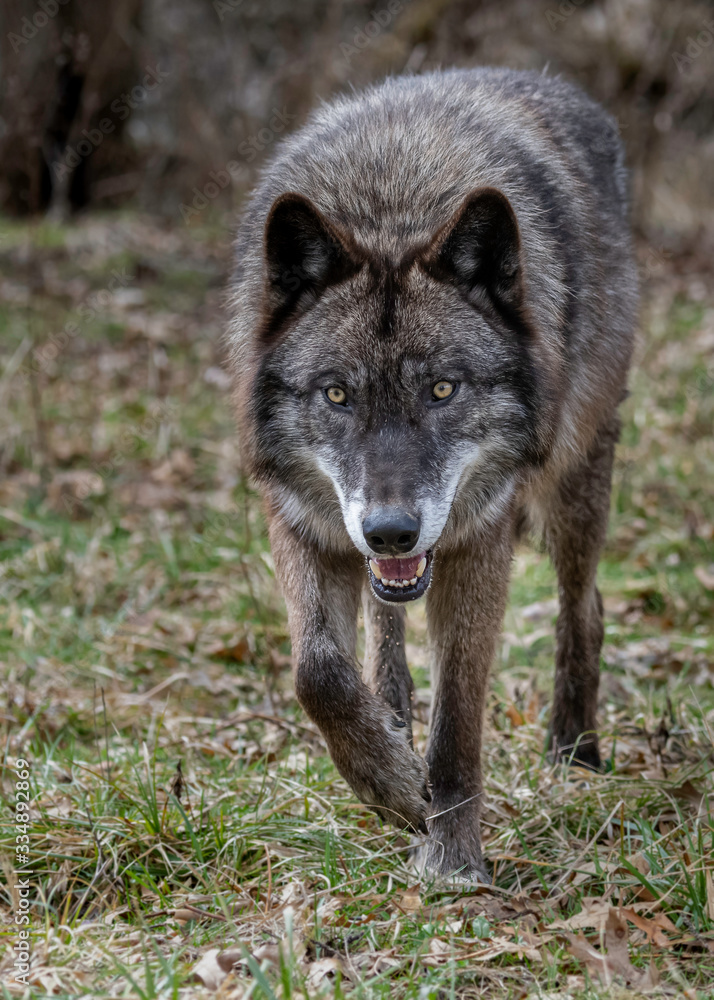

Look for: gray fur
[227,67,637,882]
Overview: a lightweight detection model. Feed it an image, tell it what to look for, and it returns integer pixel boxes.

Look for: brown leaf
[671,779,705,811]
[551,897,611,932]
[47,469,105,516]
[620,907,675,948]
[505,704,525,727]
[253,943,281,966]
[306,957,345,986]
[457,936,542,963]
[422,937,451,965]
[189,942,279,989]
[173,904,226,926]
[206,636,250,662]
[604,907,635,976]
[216,947,244,973]
[462,893,542,924]
[524,689,540,724]
[567,933,610,979]
[566,907,660,990]
[396,886,422,913]
[190,949,229,990]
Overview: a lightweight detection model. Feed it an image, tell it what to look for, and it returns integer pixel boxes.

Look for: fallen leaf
[524,689,540,724]
[620,907,675,948]
[671,779,705,811]
[190,949,228,990]
[397,886,422,913]
[550,897,611,932]
[173,904,226,926]
[189,942,277,989]
[505,704,525,727]
[47,469,105,516]
[216,947,244,972]
[206,637,250,662]
[306,957,344,987]
[567,934,609,979]
[461,893,542,924]
[422,937,451,965]
[457,936,542,963]
[566,907,659,990]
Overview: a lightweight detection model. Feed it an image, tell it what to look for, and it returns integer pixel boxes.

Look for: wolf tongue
[374,553,423,580]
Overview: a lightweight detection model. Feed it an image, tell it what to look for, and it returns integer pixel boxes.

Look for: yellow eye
[326,386,347,405]
[432,380,454,400]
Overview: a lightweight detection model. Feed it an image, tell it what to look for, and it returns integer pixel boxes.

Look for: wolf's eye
[432,380,455,401]
[325,386,348,406]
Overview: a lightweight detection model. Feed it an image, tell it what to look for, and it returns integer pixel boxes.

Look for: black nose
[363,508,420,554]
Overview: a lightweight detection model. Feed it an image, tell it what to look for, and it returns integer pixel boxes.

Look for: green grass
[0,213,713,997]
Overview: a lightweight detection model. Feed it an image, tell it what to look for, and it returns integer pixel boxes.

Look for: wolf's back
[232,67,633,339]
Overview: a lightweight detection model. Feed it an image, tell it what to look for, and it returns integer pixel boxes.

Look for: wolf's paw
[368,737,432,834]
[550,731,601,772]
[411,795,490,883]
[329,715,431,834]
[411,839,491,885]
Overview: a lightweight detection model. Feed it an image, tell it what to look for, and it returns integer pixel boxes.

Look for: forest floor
[0,213,713,998]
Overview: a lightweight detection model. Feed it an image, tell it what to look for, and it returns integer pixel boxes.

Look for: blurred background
[2,0,714,247]
[1,3,713,994]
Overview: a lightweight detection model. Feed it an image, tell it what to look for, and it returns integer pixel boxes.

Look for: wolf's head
[247,190,555,603]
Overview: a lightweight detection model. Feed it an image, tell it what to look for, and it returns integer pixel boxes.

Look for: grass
[0,212,713,998]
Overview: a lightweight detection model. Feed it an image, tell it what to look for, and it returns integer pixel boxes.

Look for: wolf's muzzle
[362,508,420,554]
[367,551,432,604]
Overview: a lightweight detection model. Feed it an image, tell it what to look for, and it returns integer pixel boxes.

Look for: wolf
[227,67,637,882]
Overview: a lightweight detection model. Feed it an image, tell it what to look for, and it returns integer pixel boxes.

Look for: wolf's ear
[261,193,362,339]
[419,188,525,319]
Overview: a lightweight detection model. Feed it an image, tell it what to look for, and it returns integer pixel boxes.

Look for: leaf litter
[0,216,712,997]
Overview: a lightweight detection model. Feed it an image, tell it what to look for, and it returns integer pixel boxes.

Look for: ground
[0,213,712,998]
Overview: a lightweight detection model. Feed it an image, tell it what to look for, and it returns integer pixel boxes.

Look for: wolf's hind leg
[269,514,430,832]
[362,595,414,742]
[543,418,620,771]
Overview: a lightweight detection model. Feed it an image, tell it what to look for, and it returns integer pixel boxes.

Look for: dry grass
[0,214,712,998]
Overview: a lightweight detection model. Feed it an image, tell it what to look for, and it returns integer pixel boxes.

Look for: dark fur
[228,68,637,881]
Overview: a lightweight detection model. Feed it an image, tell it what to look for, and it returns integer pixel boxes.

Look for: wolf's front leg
[424,517,514,882]
[269,515,431,832]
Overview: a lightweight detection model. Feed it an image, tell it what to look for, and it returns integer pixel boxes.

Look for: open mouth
[367,551,432,603]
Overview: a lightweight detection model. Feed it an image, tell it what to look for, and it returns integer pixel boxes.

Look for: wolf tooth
[228,68,638,882]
